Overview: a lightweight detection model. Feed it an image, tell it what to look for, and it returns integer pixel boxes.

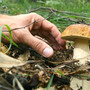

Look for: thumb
[22,33,54,58]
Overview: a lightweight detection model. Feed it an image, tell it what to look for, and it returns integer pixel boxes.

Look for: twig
[35,64,44,70]
[13,77,24,90]
[29,7,90,19]
[29,7,90,25]
[2,17,49,32]
[53,59,79,70]
[0,85,13,90]
[48,11,88,24]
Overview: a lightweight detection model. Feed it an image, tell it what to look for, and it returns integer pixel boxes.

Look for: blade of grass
[46,74,54,90]
[1,25,20,53]
[0,25,19,53]
[0,25,4,51]
[2,25,19,49]
[74,74,90,79]
[4,25,12,53]
[2,33,19,48]
[57,70,65,77]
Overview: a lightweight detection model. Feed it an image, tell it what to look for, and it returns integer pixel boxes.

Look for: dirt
[0,43,90,90]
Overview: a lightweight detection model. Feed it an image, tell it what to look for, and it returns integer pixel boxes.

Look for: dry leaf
[1,42,10,54]
[1,46,8,53]
[0,52,30,68]
[18,50,30,61]
[70,77,90,90]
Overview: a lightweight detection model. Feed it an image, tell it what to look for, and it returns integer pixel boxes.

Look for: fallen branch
[29,7,90,19]
[29,7,90,25]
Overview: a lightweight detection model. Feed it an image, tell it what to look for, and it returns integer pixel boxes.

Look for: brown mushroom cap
[61,24,90,41]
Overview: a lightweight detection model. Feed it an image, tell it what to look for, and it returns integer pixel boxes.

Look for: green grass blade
[0,25,19,53]
[75,74,90,79]
[57,70,65,77]
[46,74,54,90]
[4,25,12,53]
[0,25,4,51]
[2,33,19,48]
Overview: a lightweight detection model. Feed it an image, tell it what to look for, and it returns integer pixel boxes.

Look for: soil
[0,42,90,90]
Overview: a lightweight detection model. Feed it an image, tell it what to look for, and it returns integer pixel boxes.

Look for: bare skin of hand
[1,13,66,57]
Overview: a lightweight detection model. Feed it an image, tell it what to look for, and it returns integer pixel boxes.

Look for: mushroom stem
[73,39,90,59]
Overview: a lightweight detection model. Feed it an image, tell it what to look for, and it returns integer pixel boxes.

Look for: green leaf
[46,74,54,90]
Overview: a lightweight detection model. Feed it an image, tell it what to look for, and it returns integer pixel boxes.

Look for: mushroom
[61,24,90,64]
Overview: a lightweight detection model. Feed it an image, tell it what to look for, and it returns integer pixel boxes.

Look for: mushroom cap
[61,24,90,41]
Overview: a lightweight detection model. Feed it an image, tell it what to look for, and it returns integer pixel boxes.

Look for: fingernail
[42,47,53,58]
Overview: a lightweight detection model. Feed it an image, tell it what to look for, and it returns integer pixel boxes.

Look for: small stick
[3,18,49,32]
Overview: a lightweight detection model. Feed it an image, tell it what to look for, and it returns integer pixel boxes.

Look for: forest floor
[0,42,90,90]
[0,0,90,90]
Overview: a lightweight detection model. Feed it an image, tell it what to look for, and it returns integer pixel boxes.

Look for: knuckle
[34,41,43,51]
[30,12,38,16]
[30,12,44,19]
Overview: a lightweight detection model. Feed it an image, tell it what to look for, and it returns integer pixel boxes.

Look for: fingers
[22,33,54,58]
[41,20,66,48]
[42,32,60,50]
[27,13,66,49]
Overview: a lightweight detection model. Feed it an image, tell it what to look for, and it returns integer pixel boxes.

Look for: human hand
[2,13,66,57]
